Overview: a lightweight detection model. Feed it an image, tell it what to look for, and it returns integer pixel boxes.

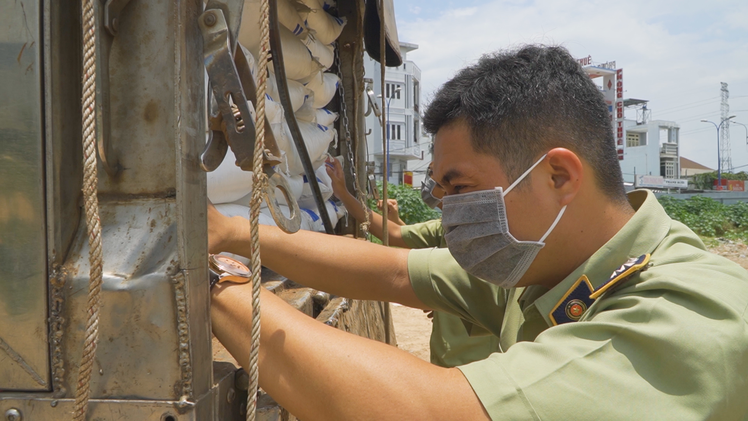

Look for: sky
[391,0,748,173]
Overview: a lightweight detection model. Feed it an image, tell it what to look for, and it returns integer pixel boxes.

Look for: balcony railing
[660,142,678,156]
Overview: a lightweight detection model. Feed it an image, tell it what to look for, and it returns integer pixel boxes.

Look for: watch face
[210,254,251,277]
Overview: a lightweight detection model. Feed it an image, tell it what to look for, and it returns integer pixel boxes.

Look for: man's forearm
[211,286,489,421]
[221,218,422,307]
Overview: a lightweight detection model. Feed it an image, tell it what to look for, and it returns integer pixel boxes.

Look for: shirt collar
[533,190,670,325]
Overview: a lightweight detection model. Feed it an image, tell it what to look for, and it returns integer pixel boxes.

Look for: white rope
[73,0,105,419]
[247,0,270,418]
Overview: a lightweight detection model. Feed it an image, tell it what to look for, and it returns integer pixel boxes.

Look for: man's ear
[545,148,583,206]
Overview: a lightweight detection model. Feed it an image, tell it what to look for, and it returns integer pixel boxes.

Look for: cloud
[395,0,748,169]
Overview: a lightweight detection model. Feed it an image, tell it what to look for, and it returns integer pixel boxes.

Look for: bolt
[5,408,22,421]
[227,388,236,404]
[234,369,249,391]
[204,12,217,27]
[50,400,58,408]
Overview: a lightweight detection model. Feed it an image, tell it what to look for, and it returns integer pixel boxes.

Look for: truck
[0,0,402,419]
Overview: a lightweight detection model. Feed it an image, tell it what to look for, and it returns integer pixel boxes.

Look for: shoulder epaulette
[590,254,650,299]
[549,254,650,326]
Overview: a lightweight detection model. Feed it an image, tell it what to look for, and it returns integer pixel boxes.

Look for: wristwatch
[209,254,251,289]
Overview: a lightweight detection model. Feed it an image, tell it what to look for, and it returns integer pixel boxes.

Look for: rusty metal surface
[60,199,181,399]
[0,0,51,392]
[98,0,180,195]
[0,362,243,420]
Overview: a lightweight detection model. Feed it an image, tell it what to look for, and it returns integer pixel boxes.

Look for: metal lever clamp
[199,7,301,233]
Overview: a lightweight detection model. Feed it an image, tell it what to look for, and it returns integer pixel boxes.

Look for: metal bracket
[103,0,134,36]
[205,0,245,53]
[199,7,301,233]
[94,0,133,177]
[263,166,302,234]
[200,9,258,171]
[365,79,381,118]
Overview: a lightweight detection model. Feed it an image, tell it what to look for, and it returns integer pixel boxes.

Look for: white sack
[320,0,336,12]
[267,71,310,113]
[239,18,321,81]
[316,108,338,127]
[304,71,340,108]
[241,0,308,40]
[299,199,345,232]
[298,164,334,208]
[207,149,254,204]
[294,94,318,123]
[299,0,347,45]
[301,33,334,70]
[281,121,336,176]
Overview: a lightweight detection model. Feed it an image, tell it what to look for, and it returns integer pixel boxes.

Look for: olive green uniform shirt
[408,190,748,420]
[400,220,499,368]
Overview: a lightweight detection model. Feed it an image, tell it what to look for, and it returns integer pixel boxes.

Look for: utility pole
[721,82,732,173]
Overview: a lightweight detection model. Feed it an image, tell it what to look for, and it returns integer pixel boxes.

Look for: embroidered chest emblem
[549,275,595,325]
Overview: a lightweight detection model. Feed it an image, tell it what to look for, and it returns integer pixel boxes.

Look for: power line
[654,98,720,115]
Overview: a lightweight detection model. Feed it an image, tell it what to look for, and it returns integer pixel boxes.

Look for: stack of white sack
[207,0,348,236]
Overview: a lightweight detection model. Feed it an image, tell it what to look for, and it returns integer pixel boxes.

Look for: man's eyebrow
[440,169,463,186]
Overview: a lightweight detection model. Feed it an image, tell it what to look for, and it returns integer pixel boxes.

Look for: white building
[581,61,684,189]
[364,42,426,185]
[618,99,681,183]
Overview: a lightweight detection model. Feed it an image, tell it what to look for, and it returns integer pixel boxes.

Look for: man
[209,45,748,420]
[326,158,500,368]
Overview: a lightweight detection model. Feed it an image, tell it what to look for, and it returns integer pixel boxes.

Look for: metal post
[381,86,399,183]
[702,115,735,190]
[733,121,748,146]
[386,96,392,180]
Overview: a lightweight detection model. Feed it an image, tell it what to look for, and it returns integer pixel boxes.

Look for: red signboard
[616,69,623,99]
[403,171,413,187]
[728,180,745,191]
[615,68,624,158]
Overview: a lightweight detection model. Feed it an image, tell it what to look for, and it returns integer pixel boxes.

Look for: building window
[665,161,675,179]
[388,124,402,140]
[386,83,401,99]
[626,132,645,147]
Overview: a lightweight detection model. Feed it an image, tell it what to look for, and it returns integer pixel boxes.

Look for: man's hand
[377,199,404,226]
[325,156,349,200]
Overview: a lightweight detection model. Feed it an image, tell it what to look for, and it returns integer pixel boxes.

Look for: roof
[680,157,713,171]
[624,98,649,107]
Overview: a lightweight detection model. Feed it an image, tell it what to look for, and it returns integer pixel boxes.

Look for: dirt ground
[391,240,748,361]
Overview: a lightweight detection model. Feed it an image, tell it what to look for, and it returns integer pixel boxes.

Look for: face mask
[441,154,566,288]
[420,176,442,209]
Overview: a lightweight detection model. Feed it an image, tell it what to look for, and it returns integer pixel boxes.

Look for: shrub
[658,195,748,240]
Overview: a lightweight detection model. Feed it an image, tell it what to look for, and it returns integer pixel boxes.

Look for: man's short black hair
[424,45,627,203]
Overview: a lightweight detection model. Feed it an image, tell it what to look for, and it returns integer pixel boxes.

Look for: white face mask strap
[504,154,548,196]
[539,205,566,243]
